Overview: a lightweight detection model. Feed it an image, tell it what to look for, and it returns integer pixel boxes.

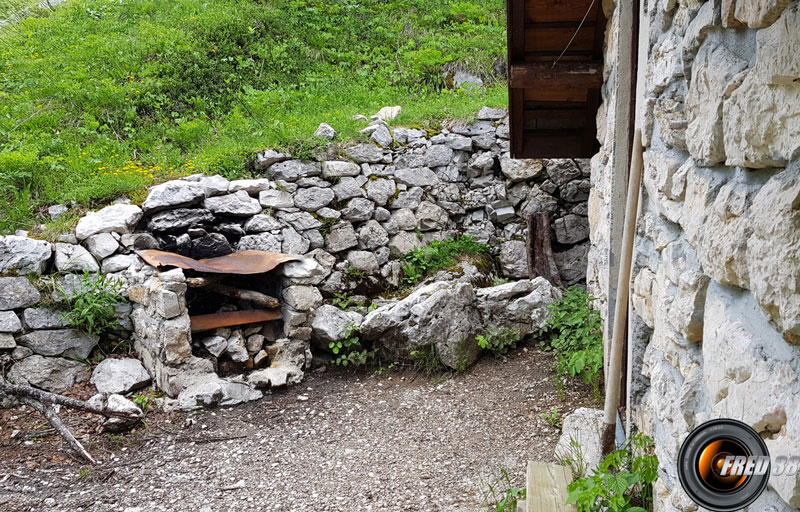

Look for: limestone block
[682,1,720,59]
[643,149,689,223]
[722,0,746,27]
[679,164,730,247]
[734,0,791,28]
[723,4,800,168]
[555,408,604,474]
[8,355,88,393]
[653,94,688,152]
[641,211,682,251]
[76,204,144,239]
[360,281,482,369]
[0,277,41,311]
[702,282,800,507]
[647,30,684,96]
[160,315,193,365]
[685,42,748,166]
[325,222,358,253]
[142,181,204,214]
[632,268,657,328]
[282,285,323,312]
[498,240,528,279]
[0,235,52,275]
[746,163,800,340]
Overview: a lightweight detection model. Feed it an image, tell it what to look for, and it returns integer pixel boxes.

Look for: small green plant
[401,235,491,286]
[346,265,364,278]
[77,469,92,479]
[281,137,329,161]
[332,292,353,310]
[476,327,522,357]
[540,287,604,395]
[132,393,152,412]
[374,361,399,376]
[491,277,510,287]
[410,343,446,375]
[566,432,658,512]
[553,375,566,401]
[61,273,124,336]
[480,467,527,512]
[319,216,338,236]
[557,436,590,480]
[329,324,372,367]
[541,406,561,428]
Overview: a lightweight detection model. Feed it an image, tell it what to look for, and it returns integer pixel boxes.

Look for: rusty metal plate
[137,250,301,275]
[190,309,282,332]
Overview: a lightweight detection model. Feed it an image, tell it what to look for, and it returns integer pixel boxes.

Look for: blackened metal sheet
[137,249,301,275]
[190,309,282,332]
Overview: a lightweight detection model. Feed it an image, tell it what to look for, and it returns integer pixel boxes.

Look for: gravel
[0,348,595,512]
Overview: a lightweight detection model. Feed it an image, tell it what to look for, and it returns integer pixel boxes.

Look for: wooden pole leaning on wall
[526,212,563,289]
[600,129,644,456]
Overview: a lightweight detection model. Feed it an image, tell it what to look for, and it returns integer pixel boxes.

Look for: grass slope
[0,0,507,234]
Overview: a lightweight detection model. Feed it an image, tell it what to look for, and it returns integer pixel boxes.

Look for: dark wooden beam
[525,21,598,30]
[510,60,604,89]
[526,213,562,288]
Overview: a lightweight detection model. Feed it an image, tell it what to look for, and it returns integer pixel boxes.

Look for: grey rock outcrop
[76,204,143,239]
[360,281,482,369]
[54,243,99,273]
[8,355,88,393]
[90,358,152,394]
[0,236,52,275]
[0,277,41,311]
[142,181,204,214]
[17,329,99,359]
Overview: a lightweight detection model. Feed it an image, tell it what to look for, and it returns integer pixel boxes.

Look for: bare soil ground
[0,347,597,512]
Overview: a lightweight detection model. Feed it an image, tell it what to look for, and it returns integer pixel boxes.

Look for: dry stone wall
[1,107,586,410]
[589,1,800,510]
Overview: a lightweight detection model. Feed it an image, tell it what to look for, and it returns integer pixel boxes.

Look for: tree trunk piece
[205,283,280,308]
[526,213,563,288]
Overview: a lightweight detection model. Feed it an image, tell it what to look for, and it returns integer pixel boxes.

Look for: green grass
[401,235,492,286]
[0,0,507,233]
[0,0,46,20]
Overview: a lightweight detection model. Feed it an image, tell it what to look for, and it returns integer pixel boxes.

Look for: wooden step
[526,461,576,512]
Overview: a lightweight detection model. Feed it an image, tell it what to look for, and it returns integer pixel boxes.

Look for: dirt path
[0,347,596,512]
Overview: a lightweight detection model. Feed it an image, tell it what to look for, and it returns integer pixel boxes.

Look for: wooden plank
[527,118,585,131]
[525,26,595,52]
[526,461,576,512]
[524,86,588,103]
[190,309,282,332]
[525,0,599,23]
[506,0,525,158]
[510,60,603,89]
[525,20,598,29]
[522,53,593,62]
[510,88,525,157]
[522,107,587,120]
[507,0,525,60]
[582,87,602,155]
[521,130,586,158]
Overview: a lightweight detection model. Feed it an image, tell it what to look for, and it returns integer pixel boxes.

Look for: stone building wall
[589,1,800,510]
